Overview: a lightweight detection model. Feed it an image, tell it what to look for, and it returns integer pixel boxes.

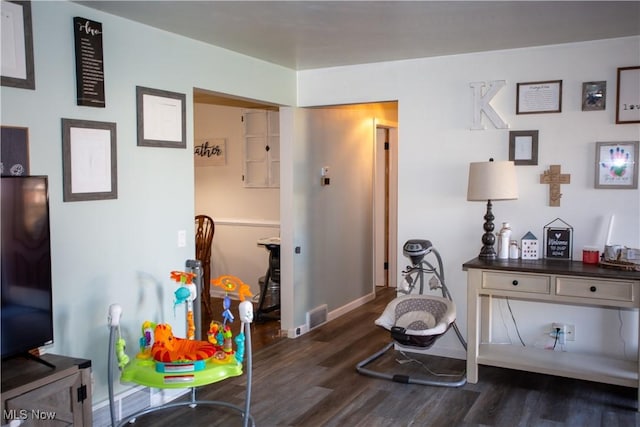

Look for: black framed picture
[616,66,640,124]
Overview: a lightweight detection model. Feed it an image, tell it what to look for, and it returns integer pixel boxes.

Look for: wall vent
[307,304,328,330]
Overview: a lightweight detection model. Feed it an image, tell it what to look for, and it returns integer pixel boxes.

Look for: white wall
[297,37,640,359]
[1,1,295,404]
[194,104,279,296]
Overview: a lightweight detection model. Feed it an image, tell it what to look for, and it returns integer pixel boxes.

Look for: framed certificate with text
[516,80,562,114]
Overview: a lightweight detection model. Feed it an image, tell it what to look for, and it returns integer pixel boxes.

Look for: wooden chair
[195,215,215,319]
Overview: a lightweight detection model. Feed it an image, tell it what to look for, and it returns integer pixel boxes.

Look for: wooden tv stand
[463,257,640,409]
[1,353,92,426]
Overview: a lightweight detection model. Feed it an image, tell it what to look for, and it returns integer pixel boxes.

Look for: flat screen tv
[1,176,54,361]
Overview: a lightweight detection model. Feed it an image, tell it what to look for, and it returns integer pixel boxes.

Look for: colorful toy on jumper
[116,273,254,388]
[170,270,197,339]
[209,275,253,364]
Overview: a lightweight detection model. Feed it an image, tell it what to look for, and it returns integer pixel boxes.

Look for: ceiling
[77,1,640,71]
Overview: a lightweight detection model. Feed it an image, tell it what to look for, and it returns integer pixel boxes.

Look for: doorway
[193,88,282,346]
[195,92,399,337]
[375,122,398,290]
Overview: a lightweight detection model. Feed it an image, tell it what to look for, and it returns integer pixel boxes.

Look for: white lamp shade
[467,160,518,201]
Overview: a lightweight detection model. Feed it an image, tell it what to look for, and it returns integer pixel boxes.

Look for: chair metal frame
[356,239,467,387]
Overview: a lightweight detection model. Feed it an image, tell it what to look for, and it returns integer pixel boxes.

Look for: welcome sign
[544,218,573,260]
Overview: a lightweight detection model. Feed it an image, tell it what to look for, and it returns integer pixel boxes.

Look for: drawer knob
[512,280,519,286]
[590,286,597,292]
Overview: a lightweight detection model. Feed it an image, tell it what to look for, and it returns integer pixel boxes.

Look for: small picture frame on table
[62,118,117,202]
[508,130,538,165]
[516,80,562,114]
[616,66,640,124]
[136,86,186,148]
[581,81,606,111]
[595,141,639,189]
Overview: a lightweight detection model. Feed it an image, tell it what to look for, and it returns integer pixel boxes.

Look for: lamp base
[478,246,497,260]
[478,200,496,260]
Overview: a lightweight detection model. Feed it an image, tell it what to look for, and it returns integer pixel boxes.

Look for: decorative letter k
[470,80,508,130]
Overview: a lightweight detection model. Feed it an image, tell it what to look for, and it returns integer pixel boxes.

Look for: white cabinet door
[243,109,279,187]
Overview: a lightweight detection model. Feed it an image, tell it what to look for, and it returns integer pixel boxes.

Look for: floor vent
[307,304,328,330]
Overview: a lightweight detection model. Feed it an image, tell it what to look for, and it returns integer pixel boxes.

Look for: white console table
[463,258,640,409]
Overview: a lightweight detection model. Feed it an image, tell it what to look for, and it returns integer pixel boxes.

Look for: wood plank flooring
[128,287,639,426]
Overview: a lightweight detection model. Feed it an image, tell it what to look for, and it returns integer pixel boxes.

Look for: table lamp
[467,158,518,259]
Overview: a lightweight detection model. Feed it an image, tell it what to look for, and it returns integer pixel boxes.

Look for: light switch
[177,230,186,247]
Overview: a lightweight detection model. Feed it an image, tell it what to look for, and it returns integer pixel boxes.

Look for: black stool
[256,240,280,321]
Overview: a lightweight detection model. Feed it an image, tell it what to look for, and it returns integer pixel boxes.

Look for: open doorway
[193,88,282,348]
[194,91,399,340]
[375,122,398,290]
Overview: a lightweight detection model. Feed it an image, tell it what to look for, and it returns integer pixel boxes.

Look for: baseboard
[92,386,189,427]
[327,291,375,322]
[285,290,376,338]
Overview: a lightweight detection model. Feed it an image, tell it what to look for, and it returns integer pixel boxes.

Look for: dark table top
[463,257,640,281]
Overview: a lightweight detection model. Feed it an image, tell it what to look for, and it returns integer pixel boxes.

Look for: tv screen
[1,176,54,359]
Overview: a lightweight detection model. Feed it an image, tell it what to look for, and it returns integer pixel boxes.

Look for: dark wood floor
[131,287,639,426]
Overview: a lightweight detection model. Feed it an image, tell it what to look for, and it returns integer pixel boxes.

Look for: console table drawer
[556,277,635,302]
[482,272,550,294]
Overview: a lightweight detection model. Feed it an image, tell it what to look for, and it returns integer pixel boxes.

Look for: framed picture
[508,130,538,165]
[194,137,226,166]
[136,86,186,148]
[1,126,29,175]
[595,141,638,189]
[616,66,640,124]
[582,81,606,111]
[516,80,562,114]
[62,118,117,202]
[1,0,35,89]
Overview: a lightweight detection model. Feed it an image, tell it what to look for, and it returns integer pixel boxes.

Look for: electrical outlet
[550,323,566,345]
[550,322,575,343]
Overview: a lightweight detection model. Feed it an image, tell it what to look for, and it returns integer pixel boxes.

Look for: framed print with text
[516,80,562,114]
[1,0,35,89]
[508,130,538,165]
[62,118,117,201]
[136,86,186,148]
[616,66,640,124]
[595,141,638,189]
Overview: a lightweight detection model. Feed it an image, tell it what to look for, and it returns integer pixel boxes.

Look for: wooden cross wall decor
[540,164,571,207]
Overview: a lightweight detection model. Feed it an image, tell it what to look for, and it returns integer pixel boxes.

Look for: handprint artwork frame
[595,141,638,189]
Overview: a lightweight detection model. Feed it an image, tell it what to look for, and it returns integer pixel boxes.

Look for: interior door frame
[374,119,398,291]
